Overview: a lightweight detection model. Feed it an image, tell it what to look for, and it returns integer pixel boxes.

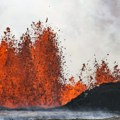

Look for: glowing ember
[0,21,119,109]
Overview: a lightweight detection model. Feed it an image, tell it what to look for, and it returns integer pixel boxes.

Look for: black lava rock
[63,82,120,111]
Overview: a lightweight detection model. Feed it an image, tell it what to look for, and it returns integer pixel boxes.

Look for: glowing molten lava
[0,22,119,109]
[95,61,120,85]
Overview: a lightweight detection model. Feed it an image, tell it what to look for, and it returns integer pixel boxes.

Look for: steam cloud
[0,0,120,81]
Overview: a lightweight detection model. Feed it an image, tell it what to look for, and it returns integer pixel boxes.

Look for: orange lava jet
[95,60,120,85]
[0,22,119,109]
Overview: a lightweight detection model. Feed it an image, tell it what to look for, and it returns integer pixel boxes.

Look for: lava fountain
[0,21,119,109]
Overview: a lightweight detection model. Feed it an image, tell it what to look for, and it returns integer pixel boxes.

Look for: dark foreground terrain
[63,82,120,111]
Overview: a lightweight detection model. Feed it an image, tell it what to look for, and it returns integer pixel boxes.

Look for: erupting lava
[0,21,120,109]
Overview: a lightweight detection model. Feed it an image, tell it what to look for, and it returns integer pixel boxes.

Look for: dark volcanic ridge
[62,81,120,112]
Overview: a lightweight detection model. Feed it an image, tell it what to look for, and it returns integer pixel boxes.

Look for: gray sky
[0,0,120,81]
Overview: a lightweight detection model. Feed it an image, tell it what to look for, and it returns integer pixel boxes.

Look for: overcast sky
[0,0,120,81]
